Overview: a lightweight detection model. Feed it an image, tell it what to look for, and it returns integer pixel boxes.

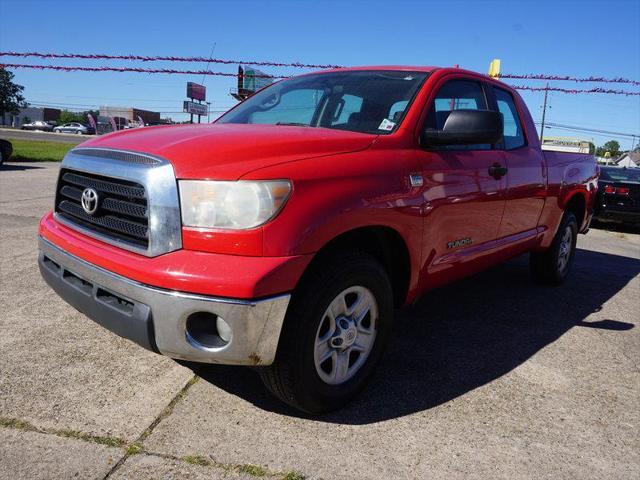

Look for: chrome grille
[55,169,149,248]
[55,148,182,257]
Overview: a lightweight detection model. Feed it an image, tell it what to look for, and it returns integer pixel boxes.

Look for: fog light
[216,316,233,343]
[185,312,230,350]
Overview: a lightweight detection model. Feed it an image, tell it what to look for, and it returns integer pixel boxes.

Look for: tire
[259,250,393,414]
[530,212,578,285]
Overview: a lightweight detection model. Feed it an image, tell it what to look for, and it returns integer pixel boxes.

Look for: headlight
[178,180,291,229]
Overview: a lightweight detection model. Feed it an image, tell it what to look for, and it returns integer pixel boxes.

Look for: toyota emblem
[81,187,99,215]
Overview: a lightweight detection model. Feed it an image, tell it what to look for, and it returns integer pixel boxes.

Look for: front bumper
[38,237,290,365]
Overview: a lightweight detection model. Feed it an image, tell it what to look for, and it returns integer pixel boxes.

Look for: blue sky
[1,0,639,148]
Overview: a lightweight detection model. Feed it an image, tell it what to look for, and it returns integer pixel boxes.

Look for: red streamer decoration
[510,84,640,96]
[2,63,639,96]
[500,73,640,87]
[0,63,285,78]
[0,51,342,70]
[2,51,639,87]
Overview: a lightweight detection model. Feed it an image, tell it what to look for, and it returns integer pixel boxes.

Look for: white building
[615,151,640,168]
[0,107,61,127]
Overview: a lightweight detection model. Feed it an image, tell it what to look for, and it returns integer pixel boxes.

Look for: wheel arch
[299,226,412,308]
[563,191,587,230]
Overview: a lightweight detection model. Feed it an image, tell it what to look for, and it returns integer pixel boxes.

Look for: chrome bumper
[38,237,290,366]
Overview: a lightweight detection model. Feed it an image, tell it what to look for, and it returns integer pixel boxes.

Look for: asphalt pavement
[1,160,638,480]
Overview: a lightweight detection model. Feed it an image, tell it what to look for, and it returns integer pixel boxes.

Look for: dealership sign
[183,101,207,116]
[187,82,206,101]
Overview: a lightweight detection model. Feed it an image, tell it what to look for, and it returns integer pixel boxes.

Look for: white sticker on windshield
[378,118,396,131]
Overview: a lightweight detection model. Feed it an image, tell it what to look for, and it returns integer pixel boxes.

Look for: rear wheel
[259,251,393,414]
[530,212,578,285]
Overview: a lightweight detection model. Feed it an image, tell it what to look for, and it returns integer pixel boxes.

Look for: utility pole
[539,82,549,142]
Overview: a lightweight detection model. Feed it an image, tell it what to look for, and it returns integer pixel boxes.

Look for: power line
[26,97,640,137]
[534,121,639,139]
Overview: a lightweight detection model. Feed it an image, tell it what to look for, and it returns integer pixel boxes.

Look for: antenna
[539,83,550,142]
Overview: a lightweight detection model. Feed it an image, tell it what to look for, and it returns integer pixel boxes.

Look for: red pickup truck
[38,66,597,413]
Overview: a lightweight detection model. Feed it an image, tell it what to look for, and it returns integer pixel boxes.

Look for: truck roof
[315,66,524,96]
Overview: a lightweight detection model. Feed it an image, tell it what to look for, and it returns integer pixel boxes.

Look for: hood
[80,123,377,180]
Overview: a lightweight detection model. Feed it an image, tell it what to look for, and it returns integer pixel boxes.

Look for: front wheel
[259,251,393,414]
[530,212,578,285]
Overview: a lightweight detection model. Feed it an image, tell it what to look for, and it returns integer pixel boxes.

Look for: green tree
[58,109,99,125]
[0,69,27,121]
[596,140,621,157]
[59,110,83,124]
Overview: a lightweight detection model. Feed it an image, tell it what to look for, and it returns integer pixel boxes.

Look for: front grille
[55,169,149,248]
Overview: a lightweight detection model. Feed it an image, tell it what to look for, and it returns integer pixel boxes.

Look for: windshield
[600,167,640,183]
[217,70,428,134]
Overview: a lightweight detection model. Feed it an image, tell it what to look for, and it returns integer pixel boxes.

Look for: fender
[536,152,597,249]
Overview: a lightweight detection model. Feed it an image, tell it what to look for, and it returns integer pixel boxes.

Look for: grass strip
[6,138,77,162]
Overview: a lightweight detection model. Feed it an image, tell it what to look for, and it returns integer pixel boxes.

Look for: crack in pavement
[1,375,308,479]
[102,375,200,480]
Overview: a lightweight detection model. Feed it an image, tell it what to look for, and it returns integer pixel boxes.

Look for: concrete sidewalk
[1,161,638,479]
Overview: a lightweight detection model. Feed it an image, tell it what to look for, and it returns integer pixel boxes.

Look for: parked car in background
[21,121,54,132]
[594,166,640,226]
[0,139,13,166]
[38,66,598,413]
[54,123,90,135]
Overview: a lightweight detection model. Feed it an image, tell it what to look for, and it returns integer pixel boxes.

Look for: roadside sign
[183,101,207,116]
[187,82,206,101]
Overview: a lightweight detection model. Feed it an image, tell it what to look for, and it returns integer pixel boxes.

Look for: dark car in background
[21,120,54,132]
[594,166,640,226]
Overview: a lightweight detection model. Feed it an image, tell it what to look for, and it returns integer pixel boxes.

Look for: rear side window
[494,88,526,150]
[425,79,490,150]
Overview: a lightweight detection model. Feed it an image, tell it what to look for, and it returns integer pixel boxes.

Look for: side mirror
[422,109,503,147]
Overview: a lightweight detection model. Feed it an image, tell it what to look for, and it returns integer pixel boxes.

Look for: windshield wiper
[275,122,311,127]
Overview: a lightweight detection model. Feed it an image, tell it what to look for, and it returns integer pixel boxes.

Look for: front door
[414,77,507,289]
[492,86,546,239]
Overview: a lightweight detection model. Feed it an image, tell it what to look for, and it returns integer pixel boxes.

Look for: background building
[99,106,161,127]
[1,107,61,127]
[615,151,640,168]
[541,137,595,155]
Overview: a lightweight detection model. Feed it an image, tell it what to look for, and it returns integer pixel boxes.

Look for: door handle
[488,163,508,179]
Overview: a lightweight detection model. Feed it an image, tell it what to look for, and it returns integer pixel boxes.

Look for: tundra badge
[447,237,473,249]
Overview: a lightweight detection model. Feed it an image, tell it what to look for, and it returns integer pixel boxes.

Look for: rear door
[491,86,546,239]
[415,77,507,278]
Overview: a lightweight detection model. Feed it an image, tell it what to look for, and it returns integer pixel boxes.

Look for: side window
[494,88,526,150]
[331,94,363,126]
[425,79,490,150]
[388,100,408,123]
